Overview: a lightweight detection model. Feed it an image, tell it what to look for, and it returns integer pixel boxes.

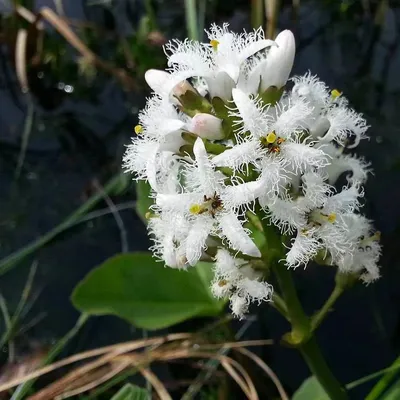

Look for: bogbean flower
[123,24,381,318]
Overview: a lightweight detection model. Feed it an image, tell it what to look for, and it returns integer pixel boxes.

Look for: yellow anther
[327,213,336,223]
[210,39,220,50]
[218,279,228,287]
[189,204,203,214]
[266,131,277,143]
[134,125,143,134]
[331,89,342,99]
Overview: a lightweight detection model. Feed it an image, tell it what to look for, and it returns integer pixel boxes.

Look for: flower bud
[189,113,224,140]
[260,30,295,92]
[144,69,170,93]
[172,80,197,98]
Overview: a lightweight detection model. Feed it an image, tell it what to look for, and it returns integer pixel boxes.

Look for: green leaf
[71,253,224,330]
[111,383,149,400]
[293,376,330,400]
[381,379,400,399]
[136,180,153,223]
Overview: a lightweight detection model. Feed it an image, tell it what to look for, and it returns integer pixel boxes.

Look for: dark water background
[1,0,400,398]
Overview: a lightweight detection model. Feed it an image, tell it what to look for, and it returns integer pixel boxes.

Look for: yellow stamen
[189,204,203,214]
[218,279,228,287]
[210,39,219,50]
[331,89,342,99]
[134,124,143,134]
[266,131,277,143]
[327,213,336,223]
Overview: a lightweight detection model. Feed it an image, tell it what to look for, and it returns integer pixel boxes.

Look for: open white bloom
[155,138,262,266]
[123,24,381,318]
[211,249,273,319]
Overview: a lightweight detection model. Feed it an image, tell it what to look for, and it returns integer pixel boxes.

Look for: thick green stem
[258,210,347,399]
[272,263,309,343]
[273,265,348,399]
[300,337,347,400]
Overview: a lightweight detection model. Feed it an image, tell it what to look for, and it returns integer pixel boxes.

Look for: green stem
[185,0,199,41]
[257,211,347,399]
[274,265,348,400]
[0,173,125,277]
[251,0,264,29]
[300,336,347,400]
[365,355,400,400]
[271,293,288,319]
[311,284,345,332]
[272,263,309,342]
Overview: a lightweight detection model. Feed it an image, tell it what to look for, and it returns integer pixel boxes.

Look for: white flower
[123,24,381,319]
[213,88,329,176]
[212,249,273,319]
[189,113,224,140]
[165,23,275,99]
[242,30,296,94]
[155,138,261,266]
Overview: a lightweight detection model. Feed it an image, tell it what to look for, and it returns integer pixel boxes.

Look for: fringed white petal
[185,217,213,266]
[286,231,322,268]
[231,88,270,137]
[218,212,261,257]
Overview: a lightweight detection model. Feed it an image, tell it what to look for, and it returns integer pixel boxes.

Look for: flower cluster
[123,24,381,318]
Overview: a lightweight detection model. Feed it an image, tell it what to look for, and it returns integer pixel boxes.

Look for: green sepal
[177,91,213,116]
[204,140,228,155]
[260,85,285,106]
[179,144,194,157]
[212,97,235,138]
[181,131,198,144]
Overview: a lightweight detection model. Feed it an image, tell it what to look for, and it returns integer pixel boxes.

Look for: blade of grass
[185,0,198,41]
[11,313,89,400]
[355,356,400,399]
[0,262,38,351]
[0,173,125,277]
[0,293,15,362]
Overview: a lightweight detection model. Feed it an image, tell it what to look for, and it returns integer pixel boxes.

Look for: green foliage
[71,253,224,329]
[110,383,150,400]
[135,181,153,223]
[292,376,330,400]
[381,379,400,399]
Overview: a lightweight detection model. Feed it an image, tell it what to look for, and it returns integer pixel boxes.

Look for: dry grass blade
[199,340,272,350]
[264,0,280,39]
[37,7,135,90]
[236,348,289,400]
[53,360,132,400]
[220,356,258,400]
[158,349,258,400]
[39,7,95,61]
[140,368,172,400]
[16,6,44,29]
[15,29,29,92]
[27,365,115,400]
[0,333,191,392]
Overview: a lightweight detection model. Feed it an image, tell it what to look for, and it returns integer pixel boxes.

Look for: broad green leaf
[71,253,224,329]
[292,376,330,400]
[135,180,153,223]
[111,383,149,400]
